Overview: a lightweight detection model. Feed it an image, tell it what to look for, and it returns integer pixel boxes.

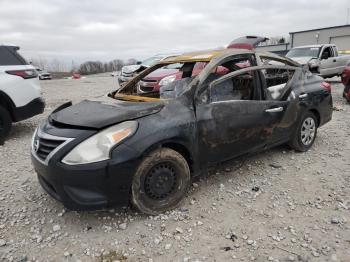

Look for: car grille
[35,137,65,161]
[139,85,155,92]
[121,72,134,77]
[32,130,72,164]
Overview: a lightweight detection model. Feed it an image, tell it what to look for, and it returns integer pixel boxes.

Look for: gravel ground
[0,76,349,262]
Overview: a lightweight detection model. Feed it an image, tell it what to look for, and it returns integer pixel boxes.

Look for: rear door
[259,66,301,144]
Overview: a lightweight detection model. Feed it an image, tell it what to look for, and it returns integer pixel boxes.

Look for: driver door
[319,46,337,76]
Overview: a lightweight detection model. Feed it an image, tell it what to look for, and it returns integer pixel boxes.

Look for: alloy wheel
[300,117,316,146]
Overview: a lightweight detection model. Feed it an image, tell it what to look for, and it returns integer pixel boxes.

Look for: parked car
[36,68,52,80]
[286,44,350,78]
[31,49,332,215]
[72,72,81,79]
[341,61,350,102]
[0,45,45,144]
[118,55,177,85]
[227,35,268,50]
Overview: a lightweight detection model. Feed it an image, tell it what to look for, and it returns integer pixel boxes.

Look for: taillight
[6,69,38,79]
[321,82,331,92]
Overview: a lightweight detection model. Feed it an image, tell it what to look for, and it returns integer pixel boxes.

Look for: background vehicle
[286,44,350,77]
[31,49,332,215]
[118,54,177,85]
[227,35,268,50]
[72,72,81,79]
[36,68,52,80]
[137,62,229,94]
[342,61,350,102]
[0,45,45,143]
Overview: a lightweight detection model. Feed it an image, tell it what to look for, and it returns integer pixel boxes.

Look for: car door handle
[265,107,284,113]
[299,93,308,99]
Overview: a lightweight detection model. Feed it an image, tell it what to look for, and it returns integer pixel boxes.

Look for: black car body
[31,49,333,214]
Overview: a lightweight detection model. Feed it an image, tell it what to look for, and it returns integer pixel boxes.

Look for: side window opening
[321,47,333,59]
[201,56,253,91]
[210,70,259,102]
[121,61,205,99]
[261,57,288,66]
[263,68,295,100]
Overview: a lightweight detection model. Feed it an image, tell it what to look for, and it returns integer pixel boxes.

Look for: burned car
[31,49,333,215]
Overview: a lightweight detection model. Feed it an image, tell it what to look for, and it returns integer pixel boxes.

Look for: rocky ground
[0,76,349,262]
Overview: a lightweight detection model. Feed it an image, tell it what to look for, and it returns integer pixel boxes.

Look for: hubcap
[144,163,177,200]
[300,117,316,146]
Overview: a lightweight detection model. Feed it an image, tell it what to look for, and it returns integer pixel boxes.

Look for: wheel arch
[0,91,15,120]
[143,138,194,174]
[308,108,320,127]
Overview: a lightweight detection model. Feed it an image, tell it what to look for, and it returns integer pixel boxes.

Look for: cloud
[1,0,349,64]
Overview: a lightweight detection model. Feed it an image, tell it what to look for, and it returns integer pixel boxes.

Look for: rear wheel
[0,106,12,144]
[131,148,190,215]
[289,111,317,152]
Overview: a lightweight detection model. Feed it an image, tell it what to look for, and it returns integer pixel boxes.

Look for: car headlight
[62,121,138,165]
[159,75,176,86]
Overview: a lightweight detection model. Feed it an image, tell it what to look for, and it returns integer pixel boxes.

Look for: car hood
[49,96,164,129]
[288,56,313,65]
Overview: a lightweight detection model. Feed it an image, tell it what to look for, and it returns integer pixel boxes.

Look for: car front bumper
[31,145,140,211]
[13,97,45,122]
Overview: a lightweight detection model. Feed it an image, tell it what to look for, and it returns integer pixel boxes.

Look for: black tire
[289,111,318,152]
[0,105,12,143]
[131,148,191,215]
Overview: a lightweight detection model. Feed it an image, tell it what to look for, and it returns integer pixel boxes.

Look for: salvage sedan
[31,49,333,215]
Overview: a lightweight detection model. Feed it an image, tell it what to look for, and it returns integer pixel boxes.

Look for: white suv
[0,45,45,144]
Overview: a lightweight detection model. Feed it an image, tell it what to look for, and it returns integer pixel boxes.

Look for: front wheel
[0,106,12,144]
[131,148,191,215]
[289,111,318,152]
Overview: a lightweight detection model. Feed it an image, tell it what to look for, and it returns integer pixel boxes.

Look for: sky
[1,0,350,65]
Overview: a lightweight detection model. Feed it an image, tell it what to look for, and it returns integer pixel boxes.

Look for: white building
[290,25,350,51]
[256,24,350,55]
